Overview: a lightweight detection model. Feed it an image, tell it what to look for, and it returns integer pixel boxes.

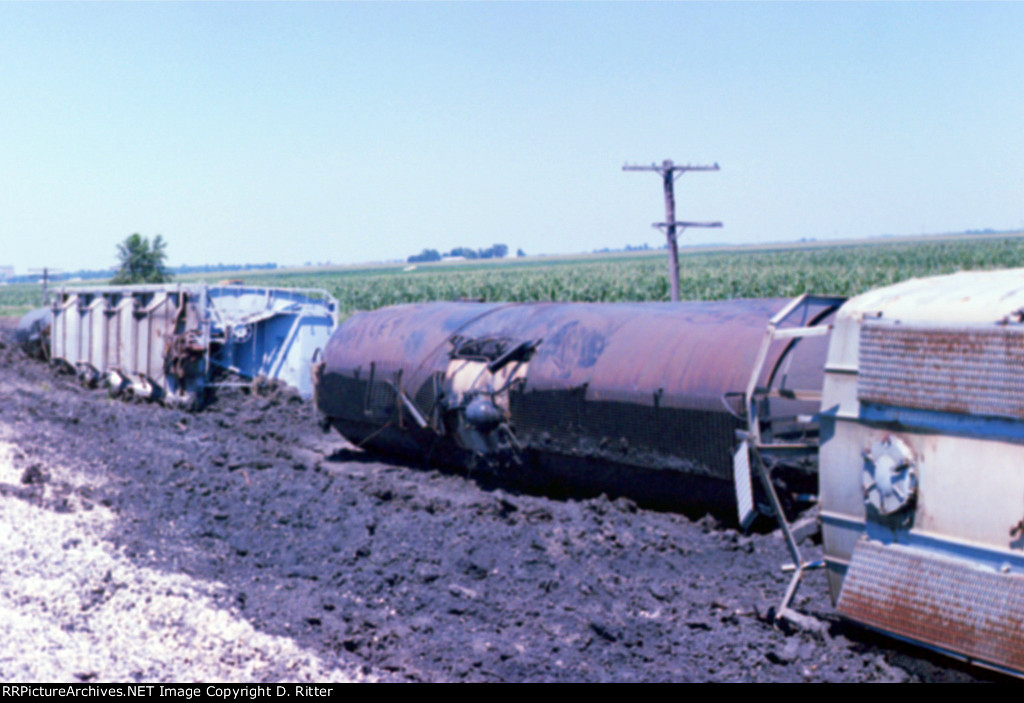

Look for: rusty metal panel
[151,293,175,386]
[859,320,1024,420]
[516,300,790,410]
[838,539,1024,674]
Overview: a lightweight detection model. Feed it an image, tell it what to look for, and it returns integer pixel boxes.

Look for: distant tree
[110,233,172,284]
[447,246,479,259]
[475,243,509,259]
[408,248,442,263]
[517,248,526,257]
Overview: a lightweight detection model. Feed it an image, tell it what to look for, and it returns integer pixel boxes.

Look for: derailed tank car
[14,307,52,359]
[314,297,839,517]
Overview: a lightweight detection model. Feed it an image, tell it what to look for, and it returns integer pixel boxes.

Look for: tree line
[408,243,524,263]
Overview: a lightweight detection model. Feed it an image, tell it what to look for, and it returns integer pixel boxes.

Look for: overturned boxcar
[313,296,840,516]
[819,268,1024,677]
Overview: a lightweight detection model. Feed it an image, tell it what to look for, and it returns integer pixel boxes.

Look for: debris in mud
[21,463,48,485]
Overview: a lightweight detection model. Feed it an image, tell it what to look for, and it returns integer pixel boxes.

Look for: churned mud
[0,323,992,682]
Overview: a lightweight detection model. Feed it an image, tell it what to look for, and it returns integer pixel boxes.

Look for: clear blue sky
[3,1,1023,273]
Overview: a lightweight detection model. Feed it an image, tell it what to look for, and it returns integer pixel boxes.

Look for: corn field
[5,235,1024,320]
[239,235,1024,319]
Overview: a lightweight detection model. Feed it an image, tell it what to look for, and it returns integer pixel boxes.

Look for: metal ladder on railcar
[732,294,845,623]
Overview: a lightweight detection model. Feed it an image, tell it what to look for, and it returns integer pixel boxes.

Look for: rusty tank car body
[313,296,839,517]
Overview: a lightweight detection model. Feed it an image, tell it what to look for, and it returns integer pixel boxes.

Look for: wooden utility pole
[29,267,62,305]
[623,159,722,302]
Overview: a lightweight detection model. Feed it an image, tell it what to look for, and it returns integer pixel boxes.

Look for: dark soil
[0,324,994,682]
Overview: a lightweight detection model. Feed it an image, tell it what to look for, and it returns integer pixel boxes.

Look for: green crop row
[0,283,49,317]
[237,235,1024,319]
[5,234,1024,321]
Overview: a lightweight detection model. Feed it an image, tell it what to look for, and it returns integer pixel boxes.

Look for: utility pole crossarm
[654,221,723,230]
[622,161,720,173]
[623,158,722,302]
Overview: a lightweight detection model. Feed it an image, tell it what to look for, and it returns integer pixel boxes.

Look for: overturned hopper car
[45,283,337,407]
[313,296,841,518]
